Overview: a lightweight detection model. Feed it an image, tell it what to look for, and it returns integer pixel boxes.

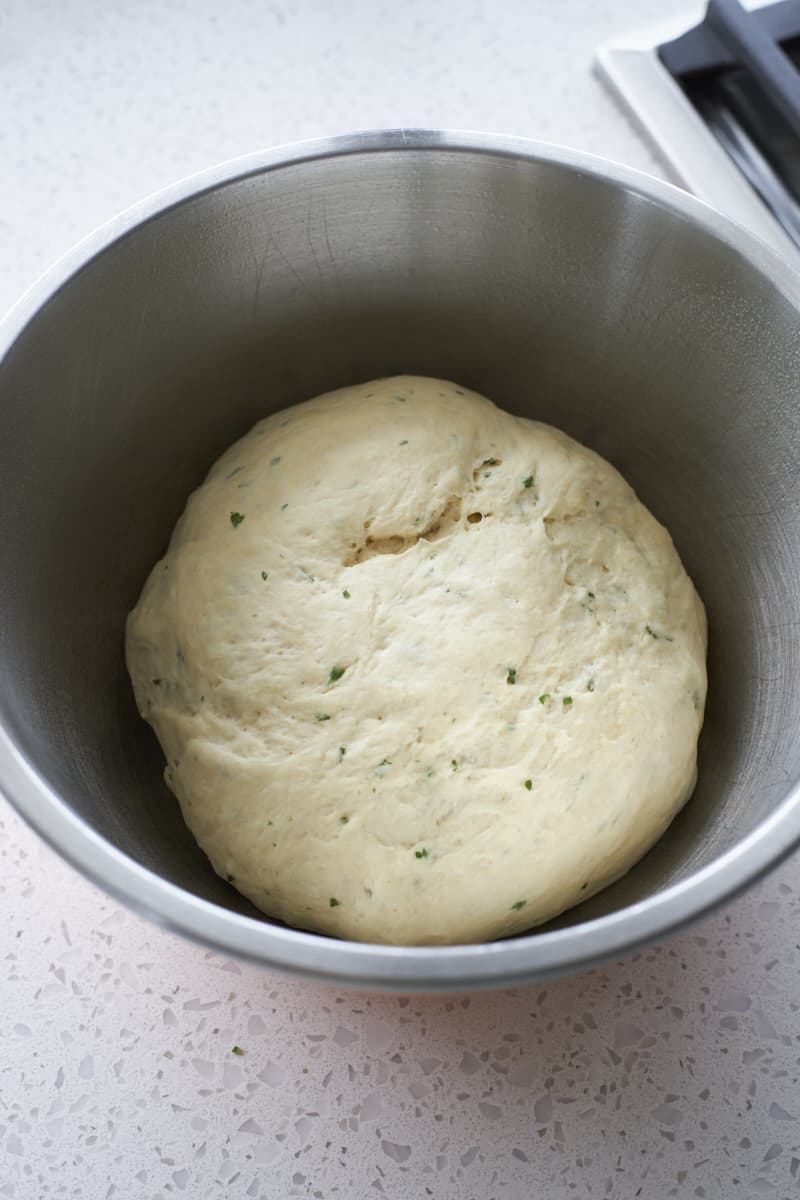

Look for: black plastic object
[659,0,800,248]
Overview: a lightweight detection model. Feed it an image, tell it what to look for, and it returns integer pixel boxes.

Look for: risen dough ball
[126,376,707,945]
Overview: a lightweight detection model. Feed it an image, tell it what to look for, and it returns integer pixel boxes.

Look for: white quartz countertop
[3,3,800,1197]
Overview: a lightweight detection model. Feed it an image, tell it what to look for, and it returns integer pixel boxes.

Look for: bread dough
[126,376,707,945]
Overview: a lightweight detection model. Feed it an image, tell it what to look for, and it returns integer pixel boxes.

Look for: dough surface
[126,376,707,945]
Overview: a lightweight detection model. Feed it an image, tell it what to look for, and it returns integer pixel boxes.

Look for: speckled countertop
[3,2,800,1197]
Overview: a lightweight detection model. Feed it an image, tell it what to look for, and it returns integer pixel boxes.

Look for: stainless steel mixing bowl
[2,130,800,990]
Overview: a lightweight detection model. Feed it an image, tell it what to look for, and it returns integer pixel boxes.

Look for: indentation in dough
[543,509,588,541]
[349,535,407,562]
[466,510,493,528]
[472,455,503,483]
[422,495,462,542]
[345,496,462,565]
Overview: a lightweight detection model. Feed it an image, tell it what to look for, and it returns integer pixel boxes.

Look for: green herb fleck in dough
[588,591,595,600]
[261,571,268,581]
[587,678,595,692]
[328,665,346,684]
[524,779,533,790]
[152,678,161,686]
[511,900,527,911]
[415,848,429,859]
[645,624,675,642]
[231,1045,244,1056]
[563,696,573,707]
[230,511,245,527]
[538,693,549,704]
[595,499,601,507]
[399,440,409,446]
[329,897,341,907]
[338,746,346,760]
[281,503,288,511]
[316,713,331,722]
[340,815,349,824]
[451,759,458,771]
[378,757,392,767]
[523,475,534,489]
[342,589,350,599]
[506,667,517,685]
[270,456,282,466]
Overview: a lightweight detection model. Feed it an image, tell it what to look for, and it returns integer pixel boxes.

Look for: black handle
[706,0,800,140]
